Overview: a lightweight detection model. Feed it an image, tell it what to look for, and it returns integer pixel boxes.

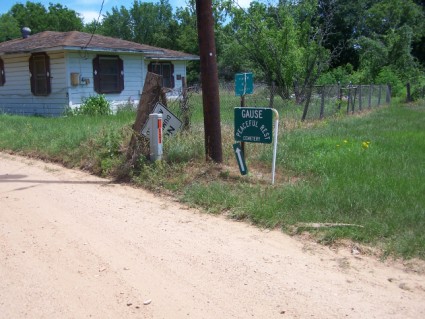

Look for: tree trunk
[127,72,163,165]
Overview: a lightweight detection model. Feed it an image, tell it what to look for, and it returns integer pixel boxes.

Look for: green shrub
[375,67,404,97]
[68,95,112,116]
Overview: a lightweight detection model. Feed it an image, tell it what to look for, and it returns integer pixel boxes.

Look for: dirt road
[1,152,424,319]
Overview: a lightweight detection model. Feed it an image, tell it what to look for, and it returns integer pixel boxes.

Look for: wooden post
[406,82,412,102]
[346,87,351,114]
[319,86,325,119]
[358,85,362,111]
[377,85,382,106]
[127,72,163,164]
[351,87,356,113]
[181,76,190,131]
[301,87,312,121]
[386,84,391,104]
[337,83,342,110]
[196,0,223,163]
[368,84,372,108]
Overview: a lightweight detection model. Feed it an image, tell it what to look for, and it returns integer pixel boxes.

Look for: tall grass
[0,102,424,259]
[181,104,425,258]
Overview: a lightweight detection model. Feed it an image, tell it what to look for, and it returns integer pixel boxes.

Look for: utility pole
[196,0,223,163]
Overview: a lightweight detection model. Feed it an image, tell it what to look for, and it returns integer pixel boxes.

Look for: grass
[0,99,424,259]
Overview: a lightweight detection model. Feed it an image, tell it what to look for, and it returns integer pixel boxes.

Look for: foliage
[6,1,83,36]
[100,0,177,49]
[375,67,405,97]
[67,95,112,116]
[0,13,20,42]
[222,0,332,102]
[316,64,354,85]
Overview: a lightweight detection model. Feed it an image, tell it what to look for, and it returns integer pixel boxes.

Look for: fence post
[352,86,357,113]
[406,82,412,102]
[377,85,382,106]
[338,82,342,110]
[180,76,190,131]
[301,87,312,121]
[320,86,325,119]
[386,84,391,105]
[358,85,362,111]
[347,87,351,114]
[368,84,372,108]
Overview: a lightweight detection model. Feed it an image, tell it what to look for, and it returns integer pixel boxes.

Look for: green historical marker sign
[235,72,253,96]
[234,107,273,144]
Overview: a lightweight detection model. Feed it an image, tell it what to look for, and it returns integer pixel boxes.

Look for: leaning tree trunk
[127,72,163,165]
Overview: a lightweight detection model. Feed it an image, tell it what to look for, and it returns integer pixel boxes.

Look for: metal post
[149,113,163,161]
[241,95,245,155]
[196,0,223,163]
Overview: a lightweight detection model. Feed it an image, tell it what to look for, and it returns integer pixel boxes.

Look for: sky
[1,0,253,24]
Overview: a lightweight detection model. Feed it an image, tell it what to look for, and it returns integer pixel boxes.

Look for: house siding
[0,52,68,116]
[0,50,190,116]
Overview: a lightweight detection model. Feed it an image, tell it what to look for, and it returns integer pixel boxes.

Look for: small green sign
[233,143,248,175]
[234,107,273,144]
[235,73,253,96]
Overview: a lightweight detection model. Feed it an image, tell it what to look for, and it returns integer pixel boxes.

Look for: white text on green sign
[235,73,253,96]
[234,107,273,144]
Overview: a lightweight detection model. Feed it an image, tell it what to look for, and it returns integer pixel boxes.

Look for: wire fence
[406,81,425,102]
[166,83,392,129]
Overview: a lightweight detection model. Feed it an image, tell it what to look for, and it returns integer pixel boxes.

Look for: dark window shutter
[148,62,153,73]
[29,53,50,96]
[118,57,124,92]
[45,54,51,94]
[93,56,100,93]
[29,55,36,95]
[0,58,5,86]
[170,63,175,88]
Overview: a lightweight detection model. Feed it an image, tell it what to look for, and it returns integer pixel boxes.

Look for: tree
[354,0,424,83]
[101,0,177,48]
[45,3,83,32]
[10,2,49,34]
[223,0,333,102]
[8,1,83,35]
[0,13,20,42]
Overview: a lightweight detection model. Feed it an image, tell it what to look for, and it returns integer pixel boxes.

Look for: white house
[0,30,199,116]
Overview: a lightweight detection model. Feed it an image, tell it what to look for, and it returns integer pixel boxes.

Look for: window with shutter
[29,53,51,96]
[93,55,124,94]
[148,62,175,88]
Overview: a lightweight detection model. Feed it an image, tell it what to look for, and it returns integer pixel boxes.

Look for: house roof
[0,31,199,61]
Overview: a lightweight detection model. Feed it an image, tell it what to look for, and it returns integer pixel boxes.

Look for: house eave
[145,56,200,61]
[0,46,198,60]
